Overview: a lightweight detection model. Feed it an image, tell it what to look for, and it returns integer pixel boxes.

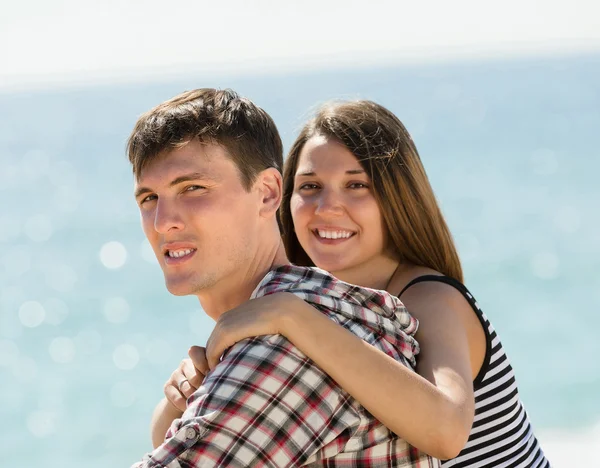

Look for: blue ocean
[1,52,599,467]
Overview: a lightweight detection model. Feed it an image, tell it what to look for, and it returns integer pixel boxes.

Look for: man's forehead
[135,143,229,186]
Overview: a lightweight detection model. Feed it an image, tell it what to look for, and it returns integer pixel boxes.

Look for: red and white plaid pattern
[132,265,439,467]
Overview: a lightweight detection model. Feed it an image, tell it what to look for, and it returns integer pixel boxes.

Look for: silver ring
[177,378,189,391]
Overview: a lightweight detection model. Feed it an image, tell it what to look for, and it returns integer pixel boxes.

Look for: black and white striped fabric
[400,276,550,468]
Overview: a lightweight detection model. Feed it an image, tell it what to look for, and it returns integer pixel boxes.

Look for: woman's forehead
[296,137,364,175]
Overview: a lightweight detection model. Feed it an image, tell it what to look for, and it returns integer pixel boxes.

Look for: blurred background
[1,1,599,466]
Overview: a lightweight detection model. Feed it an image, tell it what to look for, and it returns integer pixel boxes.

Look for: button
[185,427,197,440]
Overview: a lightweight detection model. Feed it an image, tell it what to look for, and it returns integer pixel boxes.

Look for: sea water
[1,52,599,467]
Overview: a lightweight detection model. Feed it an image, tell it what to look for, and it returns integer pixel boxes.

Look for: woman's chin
[308,251,363,279]
[315,262,357,279]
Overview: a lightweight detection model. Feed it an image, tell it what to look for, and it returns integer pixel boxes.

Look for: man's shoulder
[256,264,402,317]
[257,264,332,289]
[252,264,338,299]
[255,264,391,303]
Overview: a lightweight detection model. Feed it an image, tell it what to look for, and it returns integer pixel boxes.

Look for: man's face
[134,140,261,298]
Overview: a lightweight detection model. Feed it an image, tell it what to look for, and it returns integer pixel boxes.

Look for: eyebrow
[295,169,366,177]
[134,172,211,198]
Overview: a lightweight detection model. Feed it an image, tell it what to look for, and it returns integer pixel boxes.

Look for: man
[128,88,437,467]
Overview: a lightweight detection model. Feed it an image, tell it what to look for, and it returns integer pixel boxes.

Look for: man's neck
[197,239,289,320]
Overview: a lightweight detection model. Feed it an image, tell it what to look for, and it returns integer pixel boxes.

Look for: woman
[154,100,549,466]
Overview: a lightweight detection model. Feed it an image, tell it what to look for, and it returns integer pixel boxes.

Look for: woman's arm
[206,287,482,459]
[150,347,209,448]
[151,398,183,448]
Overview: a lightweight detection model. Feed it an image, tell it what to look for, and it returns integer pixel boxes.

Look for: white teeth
[317,230,353,240]
[168,248,193,258]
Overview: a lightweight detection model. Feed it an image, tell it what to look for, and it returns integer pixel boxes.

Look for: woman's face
[290,135,396,284]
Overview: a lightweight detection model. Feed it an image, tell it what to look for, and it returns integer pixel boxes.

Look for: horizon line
[2,40,599,95]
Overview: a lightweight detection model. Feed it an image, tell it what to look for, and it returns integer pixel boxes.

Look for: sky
[1,0,600,90]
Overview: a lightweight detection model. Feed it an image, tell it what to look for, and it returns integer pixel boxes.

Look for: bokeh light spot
[27,410,57,438]
[49,337,76,364]
[113,344,139,370]
[18,301,46,328]
[100,241,127,269]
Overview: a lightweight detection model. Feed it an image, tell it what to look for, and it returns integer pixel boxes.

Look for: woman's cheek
[290,195,309,220]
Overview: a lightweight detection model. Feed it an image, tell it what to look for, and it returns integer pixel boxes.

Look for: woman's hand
[206,292,309,369]
[164,346,209,412]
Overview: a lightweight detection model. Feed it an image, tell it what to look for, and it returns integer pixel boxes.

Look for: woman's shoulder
[391,265,481,321]
[393,265,489,382]
[390,265,457,299]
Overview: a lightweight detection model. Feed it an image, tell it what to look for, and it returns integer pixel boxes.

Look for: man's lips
[163,248,197,265]
[161,243,198,265]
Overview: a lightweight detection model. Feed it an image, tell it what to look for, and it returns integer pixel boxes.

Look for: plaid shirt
[132,265,439,468]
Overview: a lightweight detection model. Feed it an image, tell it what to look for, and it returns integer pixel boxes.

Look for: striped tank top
[400,276,550,467]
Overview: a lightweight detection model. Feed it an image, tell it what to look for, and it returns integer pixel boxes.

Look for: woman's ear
[257,167,283,218]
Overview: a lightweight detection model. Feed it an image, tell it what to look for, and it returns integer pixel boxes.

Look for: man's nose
[154,199,185,233]
[314,188,344,216]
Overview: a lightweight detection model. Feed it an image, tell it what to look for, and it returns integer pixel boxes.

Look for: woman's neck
[331,255,401,291]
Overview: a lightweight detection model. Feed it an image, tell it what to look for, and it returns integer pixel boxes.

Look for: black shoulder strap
[398,274,469,298]
[399,274,492,388]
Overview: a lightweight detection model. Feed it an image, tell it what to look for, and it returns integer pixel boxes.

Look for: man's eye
[185,185,205,192]
[141,194,157,204]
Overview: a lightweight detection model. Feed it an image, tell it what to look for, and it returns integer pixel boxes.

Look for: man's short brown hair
[127,88,283,190]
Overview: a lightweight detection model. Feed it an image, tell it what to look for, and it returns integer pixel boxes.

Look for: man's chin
[164,280,199,297]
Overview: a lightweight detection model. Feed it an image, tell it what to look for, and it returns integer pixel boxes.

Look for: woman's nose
[314,189,344,217]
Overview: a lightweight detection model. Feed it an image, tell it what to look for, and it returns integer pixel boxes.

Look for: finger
[164,382,187,412]
[182,359,199,380]
[206,325,240,370]
[188,346,209,374]
[178,379,195,398]
[205,335,221,370]
[172,360,198,397]
[206,347,221,370]
[187,370,204,389]
[180,354,204,389]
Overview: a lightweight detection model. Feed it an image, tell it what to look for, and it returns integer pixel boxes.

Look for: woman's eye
[299,183,320,190]
[348,182,368,189]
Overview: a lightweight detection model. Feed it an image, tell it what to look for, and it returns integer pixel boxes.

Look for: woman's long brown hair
[280,100,463,283]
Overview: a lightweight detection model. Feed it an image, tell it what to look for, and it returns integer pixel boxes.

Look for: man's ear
[256,167,283,218]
